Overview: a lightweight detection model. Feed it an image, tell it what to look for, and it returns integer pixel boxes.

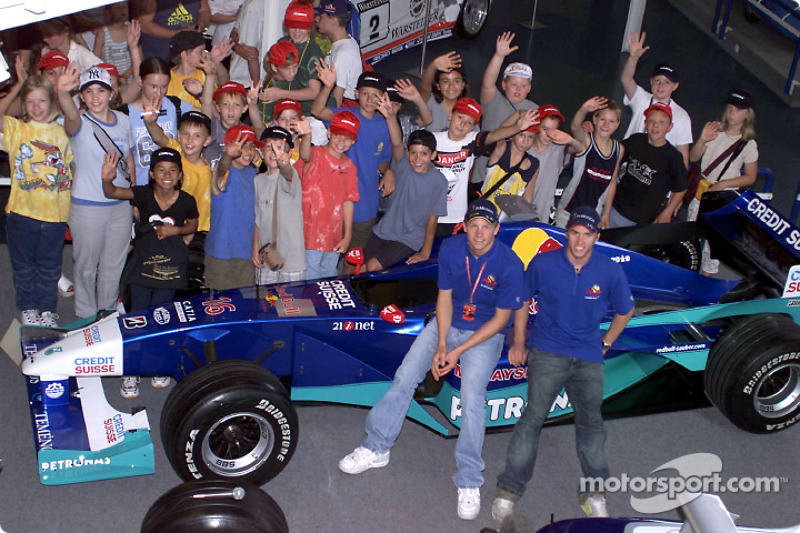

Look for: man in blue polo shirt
[339,199,524,521]
[492,206,635,523]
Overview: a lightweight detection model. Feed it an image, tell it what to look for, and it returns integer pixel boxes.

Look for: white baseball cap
[503,62,533,80]
[79,66,112,91]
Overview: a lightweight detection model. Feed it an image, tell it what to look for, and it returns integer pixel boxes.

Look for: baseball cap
[452,97,482,123]
[179,110,212,134]
[726,89,753,109]
[284,1,315,29]
[213,81,247,101]
[97,63,120,79]
[356,71,387,92]
[465,198,499,224]
[273,98,302,118]
[169,30,206,59]
[225,124,264,147]
[79,66,112,91]
[503,62,533,80]
[538,104,565,123]
[260,126,295,148]
[407,129,436,151]
[38,50,69,71]
[315,0,350,17]
[330,110,360,141]
[644,101,673,121]
[651,63,678,83]
[385,82,403,103]
[269,40,299,66]
[150,147,183,172]
[567,206,600,233]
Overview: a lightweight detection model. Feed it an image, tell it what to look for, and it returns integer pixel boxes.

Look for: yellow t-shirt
[482,163,530,211]
[167,67,205,109]
[3,116,73,222]
[166,137,212,232]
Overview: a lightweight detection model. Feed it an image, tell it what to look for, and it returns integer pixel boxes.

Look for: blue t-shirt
[128,98,193,186]
[526,248,634,362]
[204,165,257,260]
[330,107,392,222]
[438,234,524,331]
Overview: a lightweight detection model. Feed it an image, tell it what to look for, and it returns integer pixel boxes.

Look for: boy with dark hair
[167,30,231,108]
[314,0,362,107]
[604,102,687,228]
[621,31,692,167]
[312,66,397,270]
[362,128,448,271]
[204,124,262,289]
[145,108,214,233]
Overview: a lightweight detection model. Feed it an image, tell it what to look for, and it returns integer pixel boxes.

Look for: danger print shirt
[432,130,492,224]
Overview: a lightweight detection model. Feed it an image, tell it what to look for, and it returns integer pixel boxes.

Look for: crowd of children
[0,2,760,397]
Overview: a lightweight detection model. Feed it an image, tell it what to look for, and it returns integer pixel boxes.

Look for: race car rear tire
[456,0,490,39]
[704,313,800,433]
[161,361,298,485]
[141,480,289,533]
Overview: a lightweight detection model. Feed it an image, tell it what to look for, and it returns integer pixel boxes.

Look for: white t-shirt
[327,37,362,100]
[623,85,693,147]
[229,0,291,85]
[432,130,481,224]
[210,0,247,44]
[44,41,101,71]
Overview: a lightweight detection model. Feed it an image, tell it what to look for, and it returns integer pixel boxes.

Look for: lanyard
[503,94,518,113]
[465,256,487,304]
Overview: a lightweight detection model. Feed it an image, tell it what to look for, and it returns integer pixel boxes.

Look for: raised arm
[294,116,312,163]
[0,57,27,132]
[421,51,460,103]
[200,57,217,118]
[377,92,405,163]
[481,31,518,105]
[101,152,134,200]
[621,31,649,100]
[120,20,144,104]
[571,96,609,148]
[485,108,537,145]
[142,97,169,146]
[395,78,432,128]
[311,59,336,122]
[247,81,265,137]
[55,63,82,136]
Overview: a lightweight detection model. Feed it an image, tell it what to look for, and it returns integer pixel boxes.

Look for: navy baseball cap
[652,63,678,82]
[150,147,182,172]
[567,206,601,233]
[465,199,499,224]
[315,0,350,16]
[260,126,295,148]
[727,89,753,109]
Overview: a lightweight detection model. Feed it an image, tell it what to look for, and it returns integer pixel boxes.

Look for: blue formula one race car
[8,189,800,487]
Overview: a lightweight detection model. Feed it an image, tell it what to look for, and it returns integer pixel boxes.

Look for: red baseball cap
[224,124,264,147]
[330,110,360,141]
[452,98,482,123]
[644,101,673,121]
[274,98,302,118]
[284,1,314,30]
[213,81,247,101]
[38,51,69,71]
[97,62,121,79]
[269,40,299,66]
[527,104,564,133]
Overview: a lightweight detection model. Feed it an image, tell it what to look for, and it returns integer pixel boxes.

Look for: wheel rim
[461,0,489,36]
[202,412,274,477]
[753,363,800,419]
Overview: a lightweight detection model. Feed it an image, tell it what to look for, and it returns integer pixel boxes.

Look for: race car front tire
[161,361,298,485]
[704,313,800,433]
[141,480,289,533]
[456,0,490,39]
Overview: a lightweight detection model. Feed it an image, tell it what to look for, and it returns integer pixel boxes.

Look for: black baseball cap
[179,110,212,134]
[465,199,499,224]
[385,81,403,103]
[567,206,601,233]
[726,89,753,109]
[356,71,387,92]
[150,147,182,172]
[651,63,678,82]
[260,126,295,148]
[407,129,436,151]
[169,30,206,59]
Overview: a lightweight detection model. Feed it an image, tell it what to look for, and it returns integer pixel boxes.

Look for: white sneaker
[120,376,140,399]
[492,496,514,523]
[457,487,481,520]
[39,311,59,328]
[580,493,609,518]
[21,309,41,326]
[338,446,390,474]
[151,376,171,388]
[57,275,74,298]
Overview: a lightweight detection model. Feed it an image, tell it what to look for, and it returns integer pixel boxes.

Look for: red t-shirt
[295,146,360,251]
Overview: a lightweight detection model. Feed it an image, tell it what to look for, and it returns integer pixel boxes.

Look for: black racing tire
[141,480,289,533]
[456,0,490,39]
[161,361,298,485]
[704,314,800,433]
[632,239,701,272]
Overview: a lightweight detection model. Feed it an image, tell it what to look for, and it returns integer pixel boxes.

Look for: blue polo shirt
[330,107,392,223]
[205,165,257,260]
[526,247,634,362]
[438,234,524,331]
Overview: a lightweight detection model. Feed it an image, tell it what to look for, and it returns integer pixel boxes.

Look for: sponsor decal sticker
[318,280,357,310]
[153,306,170,325]
[83,325,101,346]
[123,316,147,329]
[44,382,65,399]
[275,285,317,318]
[44,346,62,355]
[332,320,374,331]
[202,297,236,315]
[41,456,112,471]
[783,265,800,298]
[174,301,196,322]
[74,356,116,374]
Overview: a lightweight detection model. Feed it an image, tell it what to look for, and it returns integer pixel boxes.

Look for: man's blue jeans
[497,348,609,499]
[363,320,504,489]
